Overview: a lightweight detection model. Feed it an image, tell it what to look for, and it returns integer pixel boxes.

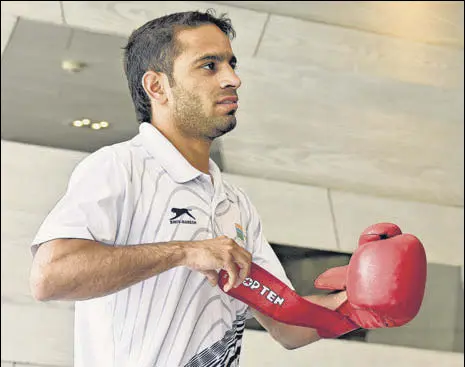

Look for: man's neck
[151,122,211,174]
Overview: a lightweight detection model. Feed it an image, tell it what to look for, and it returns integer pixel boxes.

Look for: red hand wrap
[218,262,358,338]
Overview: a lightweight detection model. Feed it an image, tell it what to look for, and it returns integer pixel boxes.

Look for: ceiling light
[70,118,110,130]
[61,60,87,73]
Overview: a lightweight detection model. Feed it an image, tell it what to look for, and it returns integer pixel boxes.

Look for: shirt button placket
[204,176,216,238]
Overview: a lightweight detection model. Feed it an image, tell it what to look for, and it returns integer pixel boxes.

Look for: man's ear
[142,71,168,104]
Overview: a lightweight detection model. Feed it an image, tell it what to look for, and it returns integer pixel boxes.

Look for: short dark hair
[123,9,236,124]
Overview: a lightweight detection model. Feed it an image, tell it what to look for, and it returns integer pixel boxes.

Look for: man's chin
[209,117,237,140]
[221,116,237,133]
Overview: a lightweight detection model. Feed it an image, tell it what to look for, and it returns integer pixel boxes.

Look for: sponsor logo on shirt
[170,208,197,224]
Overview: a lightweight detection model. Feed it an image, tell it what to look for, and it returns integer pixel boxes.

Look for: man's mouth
[217,96,238,104]
[217,96,238,110]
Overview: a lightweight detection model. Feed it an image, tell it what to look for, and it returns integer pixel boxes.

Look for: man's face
[168,24,241,140]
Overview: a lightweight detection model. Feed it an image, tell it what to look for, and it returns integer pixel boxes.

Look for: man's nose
[220,68,241,89]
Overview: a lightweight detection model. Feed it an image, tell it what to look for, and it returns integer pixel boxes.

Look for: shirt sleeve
[31,146,127,254]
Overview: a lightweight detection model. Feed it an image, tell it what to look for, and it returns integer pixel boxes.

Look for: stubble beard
[172,86,237,141]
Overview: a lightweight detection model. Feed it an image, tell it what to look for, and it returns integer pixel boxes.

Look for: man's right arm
[30,236,252,302]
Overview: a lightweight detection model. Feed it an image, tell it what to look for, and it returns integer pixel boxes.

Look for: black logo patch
[170,208,197,224]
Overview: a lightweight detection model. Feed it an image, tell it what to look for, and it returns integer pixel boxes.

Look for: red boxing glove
[314,223,427,337]
[218,223,427,339]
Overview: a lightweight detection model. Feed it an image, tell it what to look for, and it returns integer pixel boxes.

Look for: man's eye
[201,62,238,72]
[202,63,216,71]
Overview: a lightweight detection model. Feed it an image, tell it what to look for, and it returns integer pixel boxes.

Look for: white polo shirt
[32,123,294,367]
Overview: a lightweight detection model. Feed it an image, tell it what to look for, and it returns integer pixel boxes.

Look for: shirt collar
[139,123,220,185]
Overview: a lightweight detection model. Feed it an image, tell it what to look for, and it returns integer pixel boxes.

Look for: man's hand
[183,236,252,292]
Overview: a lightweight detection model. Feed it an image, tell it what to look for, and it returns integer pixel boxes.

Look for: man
[29,9,423,367]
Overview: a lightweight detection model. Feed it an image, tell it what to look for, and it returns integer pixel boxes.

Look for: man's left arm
[251,292,347,350]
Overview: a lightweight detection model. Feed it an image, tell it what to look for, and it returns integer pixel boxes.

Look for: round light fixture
[61,60,87,73]
[70,118,110,130]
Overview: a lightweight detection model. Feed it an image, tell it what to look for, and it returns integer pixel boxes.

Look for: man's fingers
[223,262,239,292]
[200,270,219,287]
[225,258,251,290]
[237,263,250,287]
[191,236,252,292]
[234,249,252,287]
